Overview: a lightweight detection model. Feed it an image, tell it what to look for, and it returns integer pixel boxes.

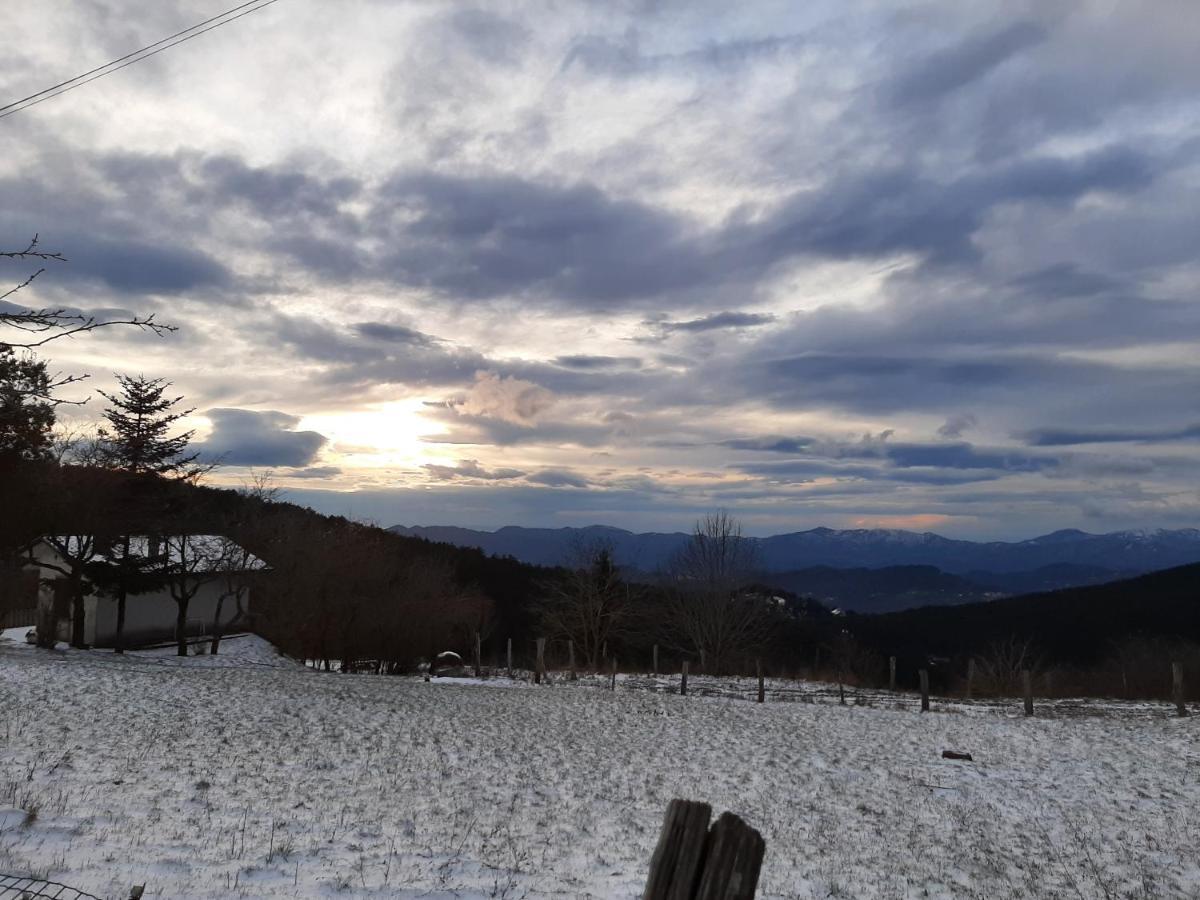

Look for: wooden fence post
[473,631,482,678]
[966,658,975,700]
[756,659,764,704]
[506,637,513,678]
[888,656,896,692]
[1173,661,1188,717]
[653,644,659,677]
[643,799,711,900]
[1022,669,1033,717]
[919,669,930,712]
[610,657,617,691]
[643,800,765,900]
[535,638,546,685]
[681,660,689,697]
[568,640,577,681]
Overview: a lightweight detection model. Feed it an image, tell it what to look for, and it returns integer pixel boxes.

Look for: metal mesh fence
[0,874,105,900]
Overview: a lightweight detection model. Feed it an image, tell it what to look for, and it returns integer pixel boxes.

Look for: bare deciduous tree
[974,636,1042,697]
[660,512,774,674]
[2,235,174,353]
[537,538,635,671]
[162,534,221,657]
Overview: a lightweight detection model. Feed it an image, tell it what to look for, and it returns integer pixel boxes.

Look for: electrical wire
[0,0,284,120]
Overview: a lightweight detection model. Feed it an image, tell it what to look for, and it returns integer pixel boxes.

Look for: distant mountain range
[389,523,1199,611]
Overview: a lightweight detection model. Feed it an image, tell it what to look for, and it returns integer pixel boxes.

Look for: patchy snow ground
[1,635,1198,899]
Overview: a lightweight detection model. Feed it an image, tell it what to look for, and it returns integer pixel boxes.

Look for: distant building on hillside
[25,535,266,649]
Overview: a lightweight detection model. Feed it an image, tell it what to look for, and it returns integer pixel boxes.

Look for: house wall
[89,580,249,648]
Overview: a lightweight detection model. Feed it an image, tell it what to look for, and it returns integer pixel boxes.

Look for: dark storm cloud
[657,311,777,333]
[877,442,1056,472]
[198,408,328,467]
[353,322,442,347]
[194,155,362,219]
[526,468,591,488]
[422,459,526,481]
[553,355,642,370]
[754,145,1153,265]
[722,436,816,454]
[884,21,1047,107]
[1024,423,1200,447]
[369,172,713,306]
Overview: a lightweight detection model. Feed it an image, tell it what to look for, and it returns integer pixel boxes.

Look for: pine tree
[97,374,200,479]
[0,347,55,462]
[94,375,201,652]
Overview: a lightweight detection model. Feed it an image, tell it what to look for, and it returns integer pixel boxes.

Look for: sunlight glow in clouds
[3,0,1199,537]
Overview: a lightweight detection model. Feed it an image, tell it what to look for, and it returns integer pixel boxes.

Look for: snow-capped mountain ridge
[390,523,1200,577]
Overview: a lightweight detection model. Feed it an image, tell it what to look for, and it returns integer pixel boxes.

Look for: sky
[2,0,1199,539]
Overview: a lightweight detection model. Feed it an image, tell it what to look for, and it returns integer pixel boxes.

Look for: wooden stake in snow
[610,657,617,691]
[506,637,513,678]
[681,660,689,697]
[1022,670,1034,717]
[569,639,577,681]
[966,658,976,700]
[756,659,765,704]
[642,799,765,900]
[919,669,930,713]
[653,643,659,676]
[888,656,896,692]
[535,637,546,685]
[1173,661,1188,717]
[473,631,482,678]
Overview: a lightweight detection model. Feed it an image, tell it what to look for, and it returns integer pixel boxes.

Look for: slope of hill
[849,562,1200,668]
[763,565,991,614]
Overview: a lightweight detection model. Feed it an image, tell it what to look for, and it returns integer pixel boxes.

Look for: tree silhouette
[0,348,55,462]
[98,374,201,479]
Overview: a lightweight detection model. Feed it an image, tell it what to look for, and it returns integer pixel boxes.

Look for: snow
[1,639,1198,899]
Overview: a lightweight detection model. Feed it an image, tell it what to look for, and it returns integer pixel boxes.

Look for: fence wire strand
[0,874,105,900]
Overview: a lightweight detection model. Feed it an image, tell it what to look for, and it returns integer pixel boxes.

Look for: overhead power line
[0,0,285,120]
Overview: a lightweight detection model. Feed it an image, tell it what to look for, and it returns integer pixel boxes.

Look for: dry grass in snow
[1,633,1198,898]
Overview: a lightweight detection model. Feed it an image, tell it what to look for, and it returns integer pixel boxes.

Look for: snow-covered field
[1,633,1198,899]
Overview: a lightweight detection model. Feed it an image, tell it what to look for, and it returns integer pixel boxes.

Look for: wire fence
[0,874,105,900]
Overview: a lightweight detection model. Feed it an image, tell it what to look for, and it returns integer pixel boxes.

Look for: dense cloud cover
[2,1,1198,538]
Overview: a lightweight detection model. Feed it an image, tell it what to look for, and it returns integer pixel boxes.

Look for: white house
[26,535,266,648]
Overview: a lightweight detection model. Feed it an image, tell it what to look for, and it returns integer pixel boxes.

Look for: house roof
[37,535,268,573]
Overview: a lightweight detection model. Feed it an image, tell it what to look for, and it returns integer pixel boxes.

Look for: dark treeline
[841,563,1200,700]
[2,460,1196,698]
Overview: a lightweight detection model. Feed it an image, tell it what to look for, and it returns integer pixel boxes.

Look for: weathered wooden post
[535,637,546,685]
[888,656,896,692]
[756,659,765,704]
[642,800,765,900]
[966,658,976,700]
[653,644,659,676]
[919,669,930,712]
[568,640,577,681]
[602,641,608,665]
[1022,669,1033,717]
[473,631,482,678]
[506,637,513,678]
[1173,661,1188,717]
[610,657,617,691]
[681,660,689,696]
